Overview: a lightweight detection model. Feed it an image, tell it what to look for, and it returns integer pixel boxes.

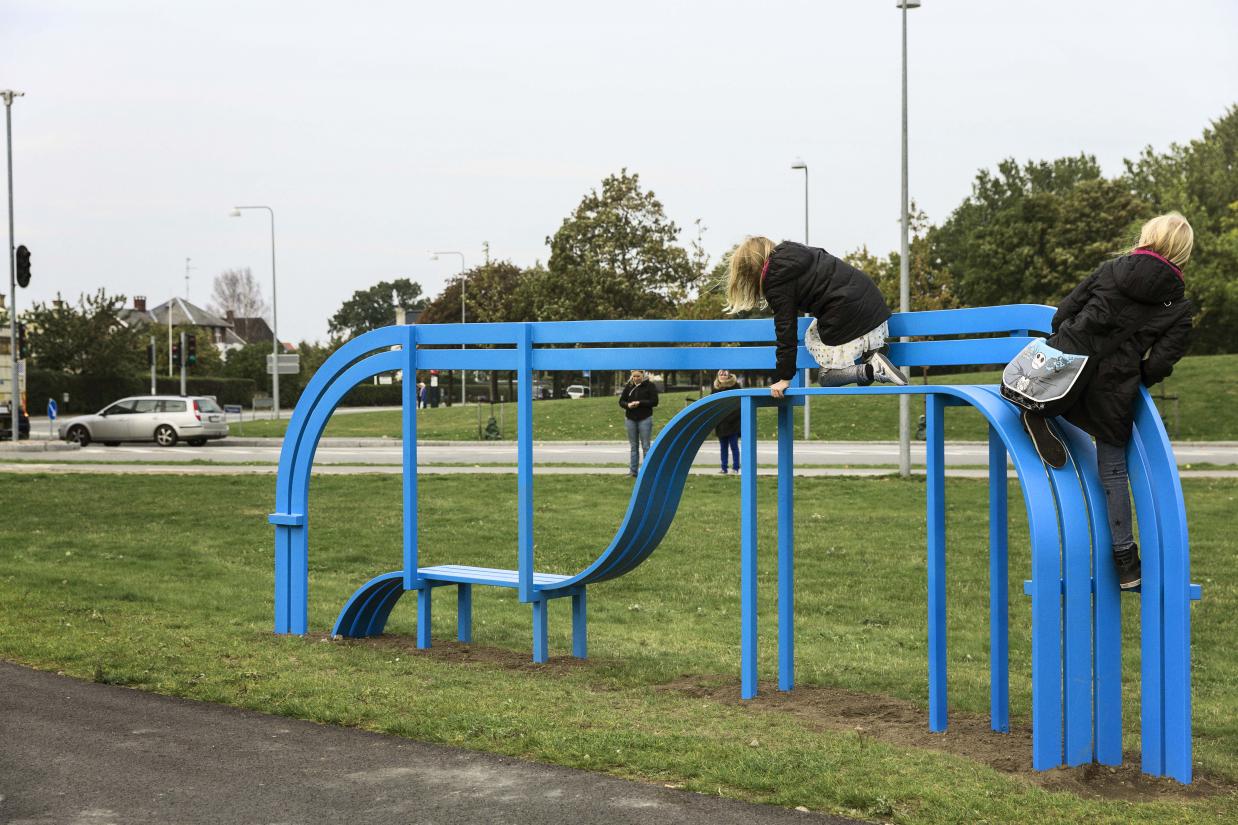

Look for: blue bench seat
[418,564,574,589]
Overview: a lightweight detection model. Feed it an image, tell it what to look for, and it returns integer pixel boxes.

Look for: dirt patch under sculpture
[317,634,1232,803]
[657,674,1233,804]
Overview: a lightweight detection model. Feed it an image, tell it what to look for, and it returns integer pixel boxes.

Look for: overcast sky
[3,0,1236,342]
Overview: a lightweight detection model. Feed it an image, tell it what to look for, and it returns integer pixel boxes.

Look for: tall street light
[230,206,281,419]
[3,89,24,444]
[897,0,921,478]
[430,250,467,405]
[790,159,812,440]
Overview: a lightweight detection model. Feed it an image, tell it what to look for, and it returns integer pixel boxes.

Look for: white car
[58,395,229,447]
[565,384,590,399]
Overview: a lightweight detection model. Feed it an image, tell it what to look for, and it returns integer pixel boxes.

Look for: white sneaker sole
[868,352,909,386]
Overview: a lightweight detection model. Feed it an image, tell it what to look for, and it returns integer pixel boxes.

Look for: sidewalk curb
[0,441,81,453]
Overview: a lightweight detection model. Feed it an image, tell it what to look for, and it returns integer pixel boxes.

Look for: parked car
[0,402,30,440]
[564,384,590,399]
[58,395,229,447]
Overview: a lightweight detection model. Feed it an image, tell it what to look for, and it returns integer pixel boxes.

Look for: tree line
[9,104,1234,403]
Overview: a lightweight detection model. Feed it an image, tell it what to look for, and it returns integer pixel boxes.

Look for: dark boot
[1114,543,1142,590]
[1021,410,1068,469]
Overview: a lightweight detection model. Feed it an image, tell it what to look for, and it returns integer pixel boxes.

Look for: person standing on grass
[710,369,743,475]
[619,369,659,478]
[1022,212,1197,591]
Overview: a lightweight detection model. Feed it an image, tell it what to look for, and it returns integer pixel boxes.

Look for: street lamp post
[897,0,921,478]
[4,90,24,444]
[230,206,280,419]
[791,159,811,439]
[431,251,467,405]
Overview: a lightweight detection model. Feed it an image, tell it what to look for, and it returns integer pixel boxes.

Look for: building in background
[119,296,286,353]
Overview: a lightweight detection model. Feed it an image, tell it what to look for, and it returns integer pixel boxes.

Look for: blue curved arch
[275,326,405,511]
[271,340,407,635]
[332,571,406,638]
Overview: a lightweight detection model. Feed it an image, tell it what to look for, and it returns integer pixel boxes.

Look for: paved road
[5,439,1237,466]
[0,661,857,825]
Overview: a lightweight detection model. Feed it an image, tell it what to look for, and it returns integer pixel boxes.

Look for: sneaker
[1113,543,1141,590]
[719,468,728,475]
[867,351,909,386]
[1020,410,1068,469]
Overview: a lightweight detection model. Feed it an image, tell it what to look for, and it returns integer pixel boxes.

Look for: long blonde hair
[1132,212,1194,268]
[725,236,776,313]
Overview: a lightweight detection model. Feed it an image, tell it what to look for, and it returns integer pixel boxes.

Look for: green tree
[1124,105,1238,353]
[848,206,960,314]
[23,290,145,377]
[929,155,1146,309]
[541,169,695,321]
[419,261,536,325]
[329,278,426,340]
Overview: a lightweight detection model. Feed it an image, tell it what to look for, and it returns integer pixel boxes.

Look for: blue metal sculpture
[269,305,1201,782]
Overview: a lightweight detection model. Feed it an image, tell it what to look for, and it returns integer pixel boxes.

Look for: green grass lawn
[232,353,1238,442]
[1,472,1235,823]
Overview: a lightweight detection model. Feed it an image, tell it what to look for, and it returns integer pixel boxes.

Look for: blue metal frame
[270,304,1201,783]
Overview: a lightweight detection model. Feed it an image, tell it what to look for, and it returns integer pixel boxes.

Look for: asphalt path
[0,661,858,825]
[6,439,1238,466]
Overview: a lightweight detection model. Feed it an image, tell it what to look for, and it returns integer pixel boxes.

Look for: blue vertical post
[517,324,534,604]
[274,526,290,633]
[457,584,472,643]
[988,427,1009,733]
[1128,434,1165,776]
[1135,394,1194,783]
[417,586,432,649]
[290,526,309,635]
[1060,453,1094,767]
[572,590,587,659]
[532,599,548,664]
[926,393,947,732]
[777,400,795,692]
[403,326,419,590]
[740,396,759,700]
[1070,428,1122,765]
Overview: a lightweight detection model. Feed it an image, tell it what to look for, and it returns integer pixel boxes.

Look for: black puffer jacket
[1048,252,1194,446]
[710,380,742,437]
[761,242,893,381]
[618,379,659,422]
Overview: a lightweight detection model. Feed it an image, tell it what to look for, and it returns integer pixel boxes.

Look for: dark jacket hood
[1113,253,1185,305]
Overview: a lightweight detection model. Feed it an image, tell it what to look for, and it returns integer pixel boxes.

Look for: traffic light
[16,322,28,359]
[14,245,30,288]
[186,334,197,367]
[172,340,182,367]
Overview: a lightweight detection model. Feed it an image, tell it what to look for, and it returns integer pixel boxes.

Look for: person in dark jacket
[619,369,659,477]
[725,237,907,397]
[710,370,743,474]
[1025,212,1196,590]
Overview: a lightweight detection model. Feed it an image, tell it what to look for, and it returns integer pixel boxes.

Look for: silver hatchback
[58,395,230,447]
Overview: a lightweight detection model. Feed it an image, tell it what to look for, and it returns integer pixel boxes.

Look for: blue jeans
[625,417,652,474]
[719,433,740,471]
[1096,439,1135,549]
